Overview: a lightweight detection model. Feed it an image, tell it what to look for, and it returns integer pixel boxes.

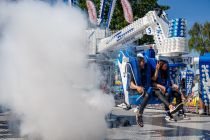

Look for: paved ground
[0,112,21,139]
[106,107,210,140]
[0,108,210,140]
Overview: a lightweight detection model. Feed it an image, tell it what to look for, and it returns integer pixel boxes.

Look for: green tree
[78,0,169,45]
[188,22,210,55]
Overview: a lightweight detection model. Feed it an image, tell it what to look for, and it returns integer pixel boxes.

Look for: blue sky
[158,0,210,28]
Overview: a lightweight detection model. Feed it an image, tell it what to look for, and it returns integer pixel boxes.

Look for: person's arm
[130,80,137,90]
[152,81,166,94]
[130,81,144,94]
[152,69,159,81]
[156,84,166,93]
[152,62,160,81]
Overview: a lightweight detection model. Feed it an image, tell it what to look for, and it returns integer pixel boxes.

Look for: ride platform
[106,107,210,140]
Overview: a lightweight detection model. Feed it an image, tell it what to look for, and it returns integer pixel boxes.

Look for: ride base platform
[106,107,210,140]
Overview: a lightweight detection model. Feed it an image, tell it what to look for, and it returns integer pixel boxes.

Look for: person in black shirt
[152,60,183,121]
[128,55,178,127]
[127,56,149,127]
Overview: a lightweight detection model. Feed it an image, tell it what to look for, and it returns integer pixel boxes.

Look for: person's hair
[159,60,167,70]
[159,60,168,79]
[137,57,144,63]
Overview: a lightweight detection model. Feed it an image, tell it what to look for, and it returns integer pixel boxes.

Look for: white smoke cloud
[0,1,114,140]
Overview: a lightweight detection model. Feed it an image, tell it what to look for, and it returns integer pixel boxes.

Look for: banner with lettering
[185,70,194,96]
[199,53,210,105]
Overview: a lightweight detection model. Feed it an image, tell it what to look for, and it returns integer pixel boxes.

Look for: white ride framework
[97,10,188,57]
[86,10,190,105]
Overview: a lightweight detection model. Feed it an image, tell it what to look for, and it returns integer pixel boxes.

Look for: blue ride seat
[126,56,162,105]
[118,49,175,106]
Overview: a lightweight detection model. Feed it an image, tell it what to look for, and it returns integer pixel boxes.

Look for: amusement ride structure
[84,0,210,111]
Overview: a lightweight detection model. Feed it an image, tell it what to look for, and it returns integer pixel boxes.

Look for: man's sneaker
[165,112,177,122]
[170,104,183,114]
[136,114,143,127]
[177,110,184,116]
[182,114,190,120]
[117,103,132,110]
[134,107,140,114]
[165,115,177,122]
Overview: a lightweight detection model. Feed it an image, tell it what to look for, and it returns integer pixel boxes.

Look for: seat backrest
[126,56,141,88]
[126,56,154,90]
[144,48,156,58]
[118,51,169,105]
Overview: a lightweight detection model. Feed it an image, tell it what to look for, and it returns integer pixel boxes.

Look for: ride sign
[186,70,194,96]
[199,53,210,106]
